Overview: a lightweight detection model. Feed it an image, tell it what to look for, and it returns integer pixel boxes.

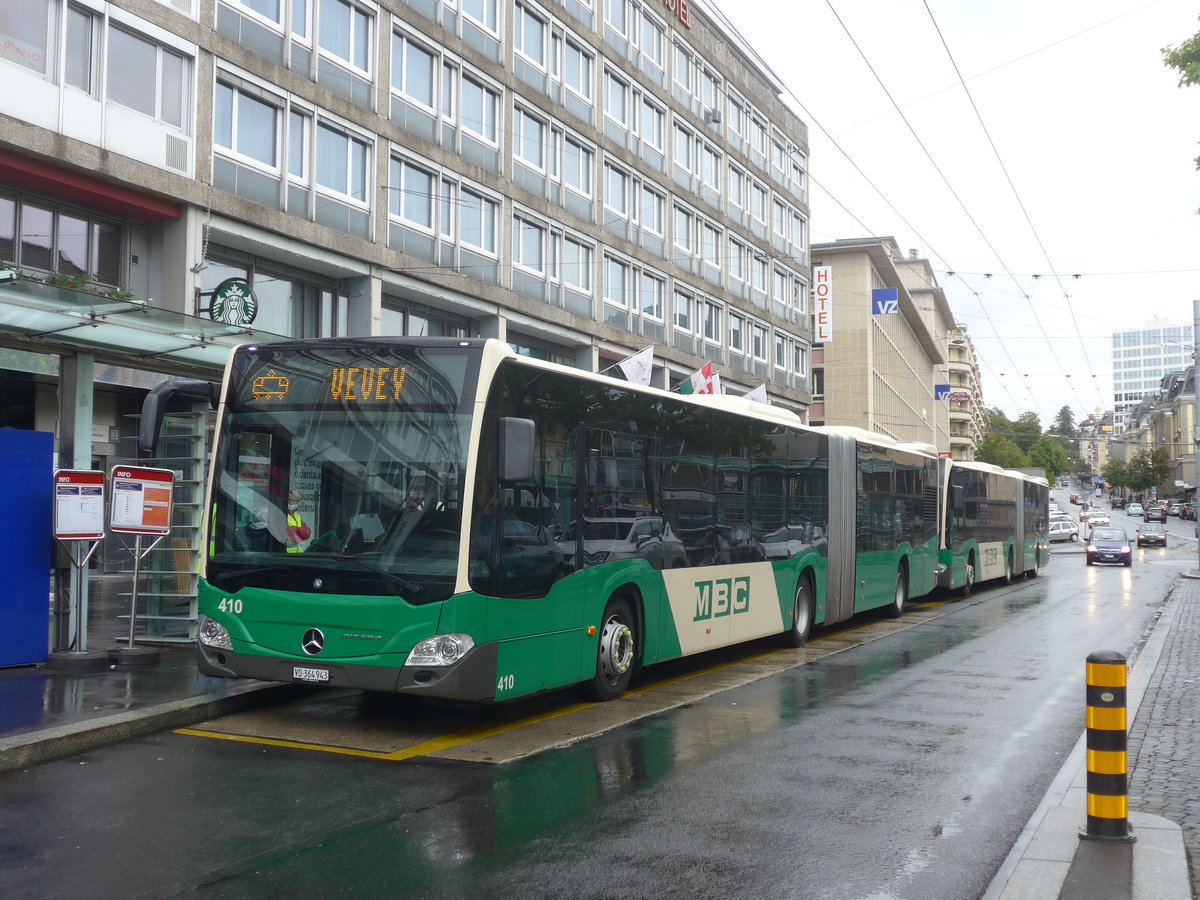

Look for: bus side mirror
[499,417,535,483]
[138,379,215,453]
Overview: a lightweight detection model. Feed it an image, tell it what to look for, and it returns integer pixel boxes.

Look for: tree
[1164,22,1200,169]
[1101,458,1129,493]
[1011,412,1042,454]
[1028,435,1069,483]
[1050,405,1077,438]
[976,433,1030,469]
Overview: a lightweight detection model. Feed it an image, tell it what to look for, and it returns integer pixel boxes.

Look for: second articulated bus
[142,338,1039,703]
[938,460,1050,598]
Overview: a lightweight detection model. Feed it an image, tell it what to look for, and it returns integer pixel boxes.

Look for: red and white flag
[678,362,719,395]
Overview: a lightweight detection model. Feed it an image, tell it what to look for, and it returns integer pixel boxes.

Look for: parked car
[1136,523,1167,547]
[1144,505,1168,523]
[1182,502,1196,521]
[1086,527,1133,567]
[1164,501,1182,517]
[1049,520,1080,543]
[1127,503,1145,517]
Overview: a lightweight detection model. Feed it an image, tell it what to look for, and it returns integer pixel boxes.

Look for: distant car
[1086,527,1132,567]
[1127,503,1145,517]
[1164,501,1182,517]
[1183,502,1197,521]
[1087,513,1111,527]
[1069,494,1080,504]
[1136,523,1167,547]
[1048,520,1080,543]
[1112,497,1127,510]
[1144,505,1167,523]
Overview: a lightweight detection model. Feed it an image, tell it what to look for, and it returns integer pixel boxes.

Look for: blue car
[1086,527,1132,567]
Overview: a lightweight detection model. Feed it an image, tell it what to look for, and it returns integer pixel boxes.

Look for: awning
[0,275,285,379]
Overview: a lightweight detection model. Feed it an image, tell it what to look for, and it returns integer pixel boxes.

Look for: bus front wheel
[584,597,636,701]
[781,577,813,647]
[887,569,908,619]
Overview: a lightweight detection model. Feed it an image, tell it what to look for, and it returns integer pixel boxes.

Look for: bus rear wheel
[781,577,813,647]
[584,597,636,701]
[887,569,907,619]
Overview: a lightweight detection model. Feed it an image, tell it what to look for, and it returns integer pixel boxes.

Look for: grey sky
[716,0,1200,426]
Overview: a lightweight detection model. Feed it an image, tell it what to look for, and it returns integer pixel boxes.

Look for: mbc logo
[693,577,751,621]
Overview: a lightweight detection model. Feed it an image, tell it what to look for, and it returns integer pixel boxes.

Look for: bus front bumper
[196,640,499,701]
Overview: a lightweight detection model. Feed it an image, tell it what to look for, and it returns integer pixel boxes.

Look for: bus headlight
[198,614,232,650]
[406,634,475,666]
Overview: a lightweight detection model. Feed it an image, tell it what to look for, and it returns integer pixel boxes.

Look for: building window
[316,120,369,202]
[318,0,372,73]
[729,313,744,351]
[640,271,664,320]
[563,137,594,197]
[514,3,547,68]
[513,216,545,272]
[674,291,692,333]
[604,69,628,126]
[0,0,53,76]
[702,299,722,343]
[0,193,123,285]
[390,159,434,230]
[106,26,188,129]
[392,31,436,108]
[514,106,547,170]
[461,74,499,143]
[562,236,593,291]
[604,162,629,217]
[563,39,592,101]
[463,0,499,32]
[460,187,497,252]
[605,255,629,308]
[214,82,279,168]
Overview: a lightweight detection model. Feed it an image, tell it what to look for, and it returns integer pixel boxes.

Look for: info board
[109,465,175,535]
[54,469,106,540]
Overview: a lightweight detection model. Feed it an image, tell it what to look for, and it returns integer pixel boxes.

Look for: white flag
[617,346,655,386]
[744,383,769,404]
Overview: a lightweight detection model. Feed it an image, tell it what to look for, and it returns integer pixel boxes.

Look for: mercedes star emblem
[302,628,325,655]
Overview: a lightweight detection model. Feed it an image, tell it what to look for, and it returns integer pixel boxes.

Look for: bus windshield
[205,341,477,603]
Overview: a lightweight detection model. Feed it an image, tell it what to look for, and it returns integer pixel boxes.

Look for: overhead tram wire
[920,0,1104,414]
[821,0,1065,424]
[710,0,1055,423]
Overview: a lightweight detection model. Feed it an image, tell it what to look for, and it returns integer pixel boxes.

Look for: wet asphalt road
[0,519,1186,898]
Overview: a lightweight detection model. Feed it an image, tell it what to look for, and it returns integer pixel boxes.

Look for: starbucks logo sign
[210,278,259,325]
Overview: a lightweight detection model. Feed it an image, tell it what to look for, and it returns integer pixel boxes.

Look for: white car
[1049,520,1080,542]
[1087,513,1111,527]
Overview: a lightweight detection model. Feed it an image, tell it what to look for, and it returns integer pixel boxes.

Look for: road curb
[0,682,306,775]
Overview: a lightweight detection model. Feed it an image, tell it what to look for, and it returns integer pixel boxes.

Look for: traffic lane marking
[174,600,955,764]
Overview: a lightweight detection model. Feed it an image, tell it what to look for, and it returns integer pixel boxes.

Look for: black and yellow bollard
[1080,650,1135,842]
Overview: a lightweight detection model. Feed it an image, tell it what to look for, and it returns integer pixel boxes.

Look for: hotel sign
[663,0,692,28]
[813,266,832,343]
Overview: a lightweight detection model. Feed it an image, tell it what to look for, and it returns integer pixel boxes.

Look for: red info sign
[54,469,106,540]
[110,466,175,535]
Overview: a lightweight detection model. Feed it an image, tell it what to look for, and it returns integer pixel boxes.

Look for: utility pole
[1190,299,1200,579]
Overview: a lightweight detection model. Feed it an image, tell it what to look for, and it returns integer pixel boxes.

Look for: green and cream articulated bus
[141,338,1035,703]
[937,460,1050,598]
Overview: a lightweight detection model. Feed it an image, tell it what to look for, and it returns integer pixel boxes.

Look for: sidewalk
[985,573,1198,900]
[0,573,297,774]
[0,570,1197,897]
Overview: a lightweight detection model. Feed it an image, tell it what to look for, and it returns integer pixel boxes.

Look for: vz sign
[694,577,751,621]
[871,288,899,315]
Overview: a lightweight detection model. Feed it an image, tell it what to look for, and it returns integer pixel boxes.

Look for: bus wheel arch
[887,561,909,619]
[781,570,815,647]
[584,590,640,702]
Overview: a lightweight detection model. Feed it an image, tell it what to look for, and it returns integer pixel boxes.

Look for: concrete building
[945,325,985,460]
[1112,317,1193,432]
[0,0,816,435]
[808,237,966,453]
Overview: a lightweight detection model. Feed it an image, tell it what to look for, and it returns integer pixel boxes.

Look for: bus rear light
[406,634,475,666]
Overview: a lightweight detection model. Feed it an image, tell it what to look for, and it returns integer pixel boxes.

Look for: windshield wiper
[333,554,426,598]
